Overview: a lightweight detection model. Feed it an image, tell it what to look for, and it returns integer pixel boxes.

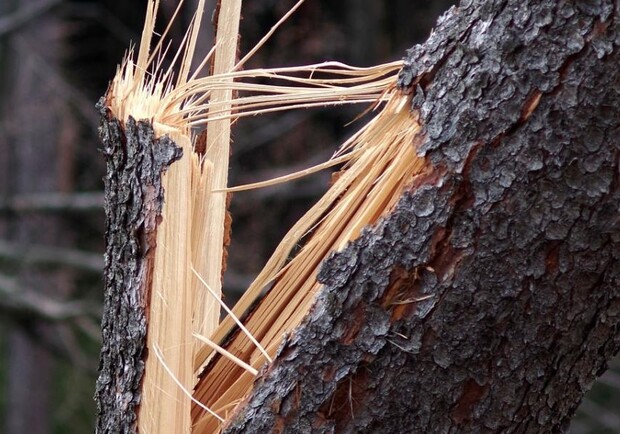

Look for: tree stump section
[95,101,182,434]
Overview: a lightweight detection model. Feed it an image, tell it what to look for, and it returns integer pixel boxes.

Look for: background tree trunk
[1,1,71,433]
[222,1,620,432]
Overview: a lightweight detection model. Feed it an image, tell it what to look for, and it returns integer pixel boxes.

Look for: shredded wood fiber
[101,0,422,432]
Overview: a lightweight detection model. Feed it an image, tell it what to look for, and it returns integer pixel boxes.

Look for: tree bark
[222,1,620,433]
[94,102,181,434]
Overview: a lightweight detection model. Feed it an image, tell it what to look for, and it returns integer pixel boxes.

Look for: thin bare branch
[0,0,62,36]
[597,370,620,390]
[0,192,104,213]
[0,240,103,272]
[579,398,620,431]
[11,35,98,126]
[0,272,101,321]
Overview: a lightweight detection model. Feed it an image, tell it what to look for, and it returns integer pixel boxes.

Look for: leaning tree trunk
[221,1,620,433]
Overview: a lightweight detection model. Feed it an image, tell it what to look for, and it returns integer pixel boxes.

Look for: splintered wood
[101,0,423,432]
[191,93,424,432]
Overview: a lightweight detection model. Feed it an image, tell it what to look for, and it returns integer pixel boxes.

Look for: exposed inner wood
[196,0,242,362]
[192,93,427,431]
[98,2,418,433]
[95,109,183,434]
[139,132,194,434]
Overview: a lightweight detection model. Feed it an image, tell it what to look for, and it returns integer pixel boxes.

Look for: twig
[62,3,138,45]
[0,0,62,36]
[578,398,620,431]
[0,192,104,213]
[597,369,620,390]
[0,240,103,272]
[0,272,101,321]
[232,171,327,203]
[11,34,98,126]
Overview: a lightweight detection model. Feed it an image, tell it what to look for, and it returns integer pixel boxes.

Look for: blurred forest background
[0,0,618,433]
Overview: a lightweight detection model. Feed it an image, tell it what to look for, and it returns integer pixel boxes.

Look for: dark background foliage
[0,1,616,432]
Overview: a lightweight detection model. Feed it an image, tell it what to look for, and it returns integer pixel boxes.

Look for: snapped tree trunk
[96,0,620,433]
[94,106,182,433]
[221,1,620,433]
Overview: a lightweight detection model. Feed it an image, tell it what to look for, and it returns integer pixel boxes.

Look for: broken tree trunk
[94,103,182,433]
[220,1,620,433]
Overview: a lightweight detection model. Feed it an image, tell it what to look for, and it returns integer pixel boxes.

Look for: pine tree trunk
[221,1,620,432]
[94,104,182,434]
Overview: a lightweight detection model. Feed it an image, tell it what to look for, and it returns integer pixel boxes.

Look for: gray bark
[94,102,181,434]
[222,0,620,432]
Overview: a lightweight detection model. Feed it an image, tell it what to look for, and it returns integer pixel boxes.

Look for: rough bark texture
[94,101,181,434]
[223,1,620,433]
